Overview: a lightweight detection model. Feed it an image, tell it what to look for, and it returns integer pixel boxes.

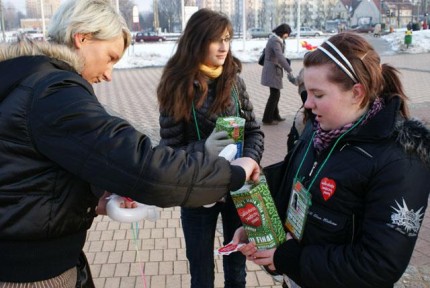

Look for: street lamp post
[296,0,301,52]
[153,0,159,32]
[0,0,6,42]
[181,0,184,32]
[40,0,46,40]
[242,0,246,50]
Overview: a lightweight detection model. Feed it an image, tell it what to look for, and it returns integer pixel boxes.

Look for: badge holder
[284,179,311,241]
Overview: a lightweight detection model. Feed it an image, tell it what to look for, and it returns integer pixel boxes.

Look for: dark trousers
[262,87,281,123]
[181,197,246,288]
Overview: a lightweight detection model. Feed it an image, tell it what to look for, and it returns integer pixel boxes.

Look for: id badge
[284,179,311,241]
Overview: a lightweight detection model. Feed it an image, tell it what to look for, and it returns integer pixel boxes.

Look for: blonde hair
[48,0,131,51]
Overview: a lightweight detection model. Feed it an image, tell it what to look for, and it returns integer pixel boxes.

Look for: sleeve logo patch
[387,198,424,237]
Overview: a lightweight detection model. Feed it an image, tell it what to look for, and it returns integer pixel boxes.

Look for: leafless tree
[158,0,180,32]
[118,0,136,30]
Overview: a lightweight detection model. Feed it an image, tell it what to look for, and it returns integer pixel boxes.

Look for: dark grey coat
[261,33,292,89]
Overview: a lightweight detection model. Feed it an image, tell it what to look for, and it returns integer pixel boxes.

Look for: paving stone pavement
[86,52,430,288]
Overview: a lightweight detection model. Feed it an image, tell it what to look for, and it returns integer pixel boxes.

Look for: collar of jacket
[269,33,283,43]
[0,39,81,101]
[346,96,430,168]
[0,38,82,72]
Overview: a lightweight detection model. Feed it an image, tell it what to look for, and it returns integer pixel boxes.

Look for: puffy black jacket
[0,42,245,282]
[159,76,264,162]
[270,97,430,287]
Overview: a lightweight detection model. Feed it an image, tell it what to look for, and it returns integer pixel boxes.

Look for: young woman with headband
[235,32,430,288]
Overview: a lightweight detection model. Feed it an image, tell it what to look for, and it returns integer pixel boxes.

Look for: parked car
[134,32,166,42]
[23,30,44,41]
[247,28,271,39]
[350,24,375,33]
[290,27,324,37]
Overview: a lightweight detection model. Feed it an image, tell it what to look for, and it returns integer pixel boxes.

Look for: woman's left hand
[96,191,111,215]
[238,242,276,270]
[252,248,277,271]
[96,191,137,215]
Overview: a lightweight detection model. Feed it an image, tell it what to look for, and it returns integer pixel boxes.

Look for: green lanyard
[294,112,366,191]
[192,84,240,141]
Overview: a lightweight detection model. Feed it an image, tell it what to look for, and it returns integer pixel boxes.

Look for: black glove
[205,129,235,157]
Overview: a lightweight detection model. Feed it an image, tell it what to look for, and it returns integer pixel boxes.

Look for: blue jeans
[181,195,246,288]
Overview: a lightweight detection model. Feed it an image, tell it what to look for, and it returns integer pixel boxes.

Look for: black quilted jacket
[159,76,264,163]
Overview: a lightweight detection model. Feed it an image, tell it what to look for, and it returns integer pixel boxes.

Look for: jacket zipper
[351,213,355,243]
[309,161,318,177]
[340,143,373,158]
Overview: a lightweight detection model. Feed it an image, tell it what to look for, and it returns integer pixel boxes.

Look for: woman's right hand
[231,157,260,182]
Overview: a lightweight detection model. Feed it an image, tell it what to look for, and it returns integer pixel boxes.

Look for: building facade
[25,0,61,18]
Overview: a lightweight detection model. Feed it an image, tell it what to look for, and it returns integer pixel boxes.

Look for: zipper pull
[309,161,318,177]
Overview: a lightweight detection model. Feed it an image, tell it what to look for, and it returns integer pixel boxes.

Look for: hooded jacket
[0,40,245,282]
[269,97,430,287]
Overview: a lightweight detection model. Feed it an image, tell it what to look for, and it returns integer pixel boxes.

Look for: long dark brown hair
[157,8,237,122]
[304,32,410,118]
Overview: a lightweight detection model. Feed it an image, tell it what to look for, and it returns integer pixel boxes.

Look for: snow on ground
[384,29,430,54]
[115,30,430,69]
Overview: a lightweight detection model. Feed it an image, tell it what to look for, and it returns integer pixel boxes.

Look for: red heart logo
[320,177,336,201]
[237,203,262,227]
[218,243,238,253]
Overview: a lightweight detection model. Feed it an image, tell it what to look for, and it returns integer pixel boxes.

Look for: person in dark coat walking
[236,32,430,287]
[261,23,293,125]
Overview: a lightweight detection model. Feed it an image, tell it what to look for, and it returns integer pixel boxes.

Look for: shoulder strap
[231,83,241,117]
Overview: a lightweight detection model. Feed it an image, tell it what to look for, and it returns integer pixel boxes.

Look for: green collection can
[230,176,286,250]
[216,116,245,159]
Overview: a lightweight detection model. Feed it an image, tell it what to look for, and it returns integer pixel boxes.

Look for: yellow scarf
[199,64,223,79]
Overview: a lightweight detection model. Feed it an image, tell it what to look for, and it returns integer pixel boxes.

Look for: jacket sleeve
[29,73,245,208]
[273,155,430,288]
[272,39,292,73]
[236,76,264,163]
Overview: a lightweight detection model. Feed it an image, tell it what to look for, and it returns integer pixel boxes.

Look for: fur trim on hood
[396,118,430,168]
[0,39,83,73]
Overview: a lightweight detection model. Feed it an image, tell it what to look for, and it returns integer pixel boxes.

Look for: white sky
[115,30,430,69]
[10,0,153,14]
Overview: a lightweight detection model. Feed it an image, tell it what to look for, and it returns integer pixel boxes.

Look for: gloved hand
[205,128,235,157]
[287,72,296,85]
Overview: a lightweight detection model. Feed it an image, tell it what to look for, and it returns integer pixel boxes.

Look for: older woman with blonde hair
[0,1,260,287]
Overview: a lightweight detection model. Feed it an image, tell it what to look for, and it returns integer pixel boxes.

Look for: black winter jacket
[159,76,264,162]
[0,42,245,282]
[269,97,430,287]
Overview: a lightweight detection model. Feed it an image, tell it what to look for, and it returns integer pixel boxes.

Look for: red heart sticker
[237,203,262,227]
[320,177,336,201]
[218,243,238,253]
